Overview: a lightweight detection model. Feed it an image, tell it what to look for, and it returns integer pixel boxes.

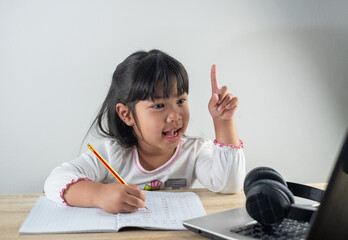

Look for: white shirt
[44,136,245,204]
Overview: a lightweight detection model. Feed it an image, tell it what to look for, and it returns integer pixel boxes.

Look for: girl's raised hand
[208,64,239,121]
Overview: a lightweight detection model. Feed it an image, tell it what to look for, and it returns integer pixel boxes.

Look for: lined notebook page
[19,196,117,234]
[19,191,206,234]
[117,191,206,230]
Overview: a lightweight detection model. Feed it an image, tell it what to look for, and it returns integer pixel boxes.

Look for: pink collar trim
[133,140,182,174]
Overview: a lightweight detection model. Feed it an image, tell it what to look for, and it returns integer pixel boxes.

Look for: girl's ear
[116,103,134,126]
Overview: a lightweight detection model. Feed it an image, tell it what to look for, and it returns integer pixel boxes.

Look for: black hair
[88,49,189,148]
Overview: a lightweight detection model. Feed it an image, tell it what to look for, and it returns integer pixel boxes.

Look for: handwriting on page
[117,191,205,230]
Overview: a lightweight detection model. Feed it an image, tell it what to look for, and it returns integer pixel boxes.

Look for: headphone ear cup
[244,167,287,193]
[245,179,295,225]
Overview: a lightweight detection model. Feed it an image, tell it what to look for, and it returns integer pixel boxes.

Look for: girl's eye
[153,103,164,109]
[177,98,186,104]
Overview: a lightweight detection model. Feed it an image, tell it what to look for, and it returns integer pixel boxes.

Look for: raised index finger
[211,64,219,94]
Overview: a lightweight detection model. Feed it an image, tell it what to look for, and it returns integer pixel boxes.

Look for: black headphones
[244,167,325,226]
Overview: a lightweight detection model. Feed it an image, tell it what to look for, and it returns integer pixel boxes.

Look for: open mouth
[162,128,181,138]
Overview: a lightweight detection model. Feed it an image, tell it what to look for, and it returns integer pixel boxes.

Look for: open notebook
[19,191,206,234]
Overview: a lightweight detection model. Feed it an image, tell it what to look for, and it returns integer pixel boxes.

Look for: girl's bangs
[129,53,189,102]
[153,66,188,100]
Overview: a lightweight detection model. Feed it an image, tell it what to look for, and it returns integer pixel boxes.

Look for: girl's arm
[194,70,244,193]
[208,64,241,146]
[44,142,145,214]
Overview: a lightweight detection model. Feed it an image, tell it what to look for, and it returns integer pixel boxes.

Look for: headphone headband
[286,182,325,203]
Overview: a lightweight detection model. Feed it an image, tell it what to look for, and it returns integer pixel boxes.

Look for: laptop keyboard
[230,218,310,240]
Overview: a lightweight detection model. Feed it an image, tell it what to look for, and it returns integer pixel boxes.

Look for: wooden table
[0,184,326,240]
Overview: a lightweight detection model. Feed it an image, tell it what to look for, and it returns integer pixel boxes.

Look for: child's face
[133,85,189,153]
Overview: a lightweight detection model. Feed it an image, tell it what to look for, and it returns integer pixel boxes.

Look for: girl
[44,49,245,214]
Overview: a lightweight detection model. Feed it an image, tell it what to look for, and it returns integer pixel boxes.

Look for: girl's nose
[167,110,182,123]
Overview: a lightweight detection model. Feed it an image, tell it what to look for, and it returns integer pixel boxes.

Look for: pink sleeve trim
[213,139,244,149]
[59,177,92,206]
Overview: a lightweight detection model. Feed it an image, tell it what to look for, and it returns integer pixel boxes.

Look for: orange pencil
[87,143,148,209]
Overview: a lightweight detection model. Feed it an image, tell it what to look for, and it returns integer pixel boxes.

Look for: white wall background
[1,0,347,194]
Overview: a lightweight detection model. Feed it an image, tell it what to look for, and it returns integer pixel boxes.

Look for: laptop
[183,131,348,240]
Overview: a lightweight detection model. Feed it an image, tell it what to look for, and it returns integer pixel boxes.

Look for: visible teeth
[164,130,178,138]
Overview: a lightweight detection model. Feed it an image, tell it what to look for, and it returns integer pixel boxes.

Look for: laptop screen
[307,131,348,240]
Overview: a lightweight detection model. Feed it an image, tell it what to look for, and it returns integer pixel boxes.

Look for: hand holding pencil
[94,182,147,213]
[87,144,148,212]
